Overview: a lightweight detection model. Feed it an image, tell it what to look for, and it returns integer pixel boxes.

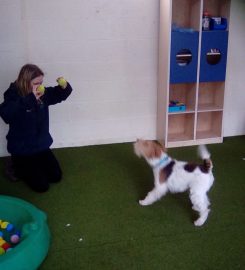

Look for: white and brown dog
[134,139,214,226]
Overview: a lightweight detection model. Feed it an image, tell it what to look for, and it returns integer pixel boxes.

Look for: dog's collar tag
[154,155,171,168]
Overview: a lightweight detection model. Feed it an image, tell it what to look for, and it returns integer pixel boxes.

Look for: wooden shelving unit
[157,0,230,148]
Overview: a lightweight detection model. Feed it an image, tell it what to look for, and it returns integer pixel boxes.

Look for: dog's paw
[139,199,148,206]
[194,209,210,226]
[194,219,205,227]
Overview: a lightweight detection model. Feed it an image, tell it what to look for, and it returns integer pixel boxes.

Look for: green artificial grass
[0,136,245,269]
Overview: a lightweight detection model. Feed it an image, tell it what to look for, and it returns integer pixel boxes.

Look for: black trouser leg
[38,149,62,183]
[12,149,62,192]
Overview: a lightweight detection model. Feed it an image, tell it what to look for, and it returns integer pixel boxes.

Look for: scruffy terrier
[134,139,214,226]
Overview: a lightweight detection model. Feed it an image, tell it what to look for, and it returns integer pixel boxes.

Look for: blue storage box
[170,31,199,83]
[168,101,186,113]
[210,17,227,30]
[199,31,228,82]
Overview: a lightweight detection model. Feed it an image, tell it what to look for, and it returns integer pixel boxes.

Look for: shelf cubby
[168,113,195,142]
[203,0,230,23]
[172,0,201,30]
[196,111,222,139]
[170,83,196,113]
[198,82,224,111]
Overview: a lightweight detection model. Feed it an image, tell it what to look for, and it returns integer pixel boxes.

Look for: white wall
[224,0,245,136]
[0,0,244,157]
[0,0,28,156]
[0,0,159,156]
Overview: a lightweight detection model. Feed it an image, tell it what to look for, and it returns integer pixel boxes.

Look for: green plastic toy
[0,195,51,270]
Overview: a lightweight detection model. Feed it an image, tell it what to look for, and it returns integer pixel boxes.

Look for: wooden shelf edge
[166,137,223,148]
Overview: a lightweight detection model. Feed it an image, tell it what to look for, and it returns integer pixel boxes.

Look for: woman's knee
[48,168,62,183]
[26,179,50,193]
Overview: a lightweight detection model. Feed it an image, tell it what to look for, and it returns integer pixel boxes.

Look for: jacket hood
[4,82,19,99]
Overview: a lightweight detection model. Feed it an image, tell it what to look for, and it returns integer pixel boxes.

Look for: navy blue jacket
[0,82,72,155]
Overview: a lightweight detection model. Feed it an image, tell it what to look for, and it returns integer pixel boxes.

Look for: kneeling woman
[0,64,73,192]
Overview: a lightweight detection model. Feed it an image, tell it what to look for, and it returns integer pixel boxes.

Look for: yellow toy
[37,85,45,94]
[57,77,67,88]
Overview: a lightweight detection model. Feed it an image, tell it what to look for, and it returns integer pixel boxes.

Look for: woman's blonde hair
[16,64,44,96]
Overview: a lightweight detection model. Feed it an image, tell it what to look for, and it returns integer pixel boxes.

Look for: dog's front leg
[139,184,168,206]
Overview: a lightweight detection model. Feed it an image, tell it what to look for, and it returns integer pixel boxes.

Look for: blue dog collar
[154,155,171,168]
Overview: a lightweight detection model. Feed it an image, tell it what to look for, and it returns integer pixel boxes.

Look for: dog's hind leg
[190,192,210,226]
[194,208,210,226]
[139,184,168,206]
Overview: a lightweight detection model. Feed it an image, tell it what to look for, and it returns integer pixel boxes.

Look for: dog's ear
[155,145,162,158]
[150,142,162,158]
[155,140,166,153]
[160,141,167,153]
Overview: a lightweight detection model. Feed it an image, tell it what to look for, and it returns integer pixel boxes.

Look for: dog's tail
[198,145,213,171]
[198,145,210,160]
